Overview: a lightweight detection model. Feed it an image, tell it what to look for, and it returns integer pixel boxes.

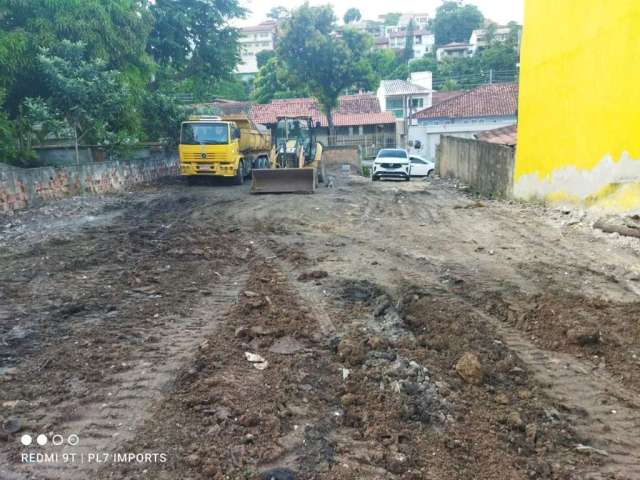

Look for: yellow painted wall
[515,0,640,211]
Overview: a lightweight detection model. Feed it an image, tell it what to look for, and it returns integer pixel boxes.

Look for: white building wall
[408,117,516,160]
[236,26,276,75]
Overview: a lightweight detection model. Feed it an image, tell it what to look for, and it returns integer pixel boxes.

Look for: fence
[437,136,515,198]
[327,134,396,159]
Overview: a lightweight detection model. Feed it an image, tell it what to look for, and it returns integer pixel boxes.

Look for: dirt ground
[1,172,640,480]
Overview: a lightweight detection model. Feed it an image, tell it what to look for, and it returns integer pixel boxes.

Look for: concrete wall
[34,144,166,167]
[437,136,515,198]
[0,152,178,213]
[322,146,361,174]
[516,0,640,212]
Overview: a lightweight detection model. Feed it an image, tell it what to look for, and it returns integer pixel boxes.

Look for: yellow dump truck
[179,115,272,185]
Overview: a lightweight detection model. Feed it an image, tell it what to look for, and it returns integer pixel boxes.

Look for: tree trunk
[74,125,80,166]
[327,106,335,146]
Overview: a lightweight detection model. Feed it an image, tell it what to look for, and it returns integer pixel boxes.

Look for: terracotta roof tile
[432,90,465,106]
[250,94,395,127]
[475,124,518,146]
[414,83,518,120]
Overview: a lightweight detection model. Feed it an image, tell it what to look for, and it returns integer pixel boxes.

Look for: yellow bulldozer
[251,115,325,194]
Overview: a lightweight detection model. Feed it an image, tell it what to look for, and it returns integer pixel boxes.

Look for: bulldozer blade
[251,168,317,194]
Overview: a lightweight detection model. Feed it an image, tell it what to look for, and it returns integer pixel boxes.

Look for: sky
[236,0,524,27]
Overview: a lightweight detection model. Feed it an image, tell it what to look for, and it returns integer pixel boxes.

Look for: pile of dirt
[485,291,640,392]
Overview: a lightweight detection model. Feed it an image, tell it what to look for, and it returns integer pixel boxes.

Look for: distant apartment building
[378,12,429,29]
[469,26,514,54]
[436,42,472,61]
[386,29,435,59]
[236,21,277,78]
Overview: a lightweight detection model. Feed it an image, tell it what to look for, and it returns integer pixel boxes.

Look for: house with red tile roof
[407,83,518,160]
[249,94,397,158]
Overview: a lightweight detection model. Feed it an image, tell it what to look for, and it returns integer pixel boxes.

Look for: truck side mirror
[233,128,240,139]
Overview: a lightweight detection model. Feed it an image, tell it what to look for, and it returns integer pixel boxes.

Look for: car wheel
[427,170,434,177]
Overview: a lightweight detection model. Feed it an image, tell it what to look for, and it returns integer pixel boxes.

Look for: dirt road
[1,173,639,480]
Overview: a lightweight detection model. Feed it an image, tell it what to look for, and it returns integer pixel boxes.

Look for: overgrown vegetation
[0,0,245,166]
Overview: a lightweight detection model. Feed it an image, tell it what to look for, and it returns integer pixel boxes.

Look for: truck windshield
[181,123,228,145]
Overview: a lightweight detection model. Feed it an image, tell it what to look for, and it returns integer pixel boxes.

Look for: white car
[372,149,411,181]
[409,155,435,177]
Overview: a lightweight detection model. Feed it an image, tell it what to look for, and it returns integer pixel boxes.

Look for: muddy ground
[1,173,639,480]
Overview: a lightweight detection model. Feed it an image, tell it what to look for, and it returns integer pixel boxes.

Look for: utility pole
[489,69,494,85]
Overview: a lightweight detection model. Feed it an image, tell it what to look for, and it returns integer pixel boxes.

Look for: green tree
[343,7,362,24]
[277,5,374,139]
[252,58,309,104]
[267,6,289,20]
[433,1,484,46]
[403,19,415,62]
[369,48,400,80]
[409,55,440,76]
[382,12,401,26]
[256,49,276,69]
[148,0,245,84]
[38,41,140,155]
[0,0,153,114]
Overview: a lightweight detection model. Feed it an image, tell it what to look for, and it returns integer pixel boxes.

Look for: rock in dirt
[455,352,483,384]
[526,423,538,446]
[244,352,268,370]
[297,270,328,282]
[268,336,305,355]
[2,418,21,434]
[337,338,366,366]
[566,327,600,346]
[507,411,524,430]
[575,444,609,456]
[238,413,259,427]
[261,468,296,480]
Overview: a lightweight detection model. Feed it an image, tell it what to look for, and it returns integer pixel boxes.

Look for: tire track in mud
[0,272,246,480]
[400,257,640,479]
[486,311,640,479]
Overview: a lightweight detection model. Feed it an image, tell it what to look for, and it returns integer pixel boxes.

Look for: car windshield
[377,149,407,159]
[181,123,228,145]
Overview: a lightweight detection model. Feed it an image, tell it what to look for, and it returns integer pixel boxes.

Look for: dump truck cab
[179,115,271,185]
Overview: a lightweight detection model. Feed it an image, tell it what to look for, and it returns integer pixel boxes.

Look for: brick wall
[0,152,178,213]
[322,146,362,174]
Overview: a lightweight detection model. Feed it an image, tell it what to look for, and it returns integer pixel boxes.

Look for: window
[181,123,229,145]
[387,98,403,110]
[392,109,404,119]
[410,157,426,164]
[378,149,408,159]
[411,98,424,109]
[415,35,422,44]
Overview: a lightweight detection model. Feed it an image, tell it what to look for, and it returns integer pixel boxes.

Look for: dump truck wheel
[234,161,245,185]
